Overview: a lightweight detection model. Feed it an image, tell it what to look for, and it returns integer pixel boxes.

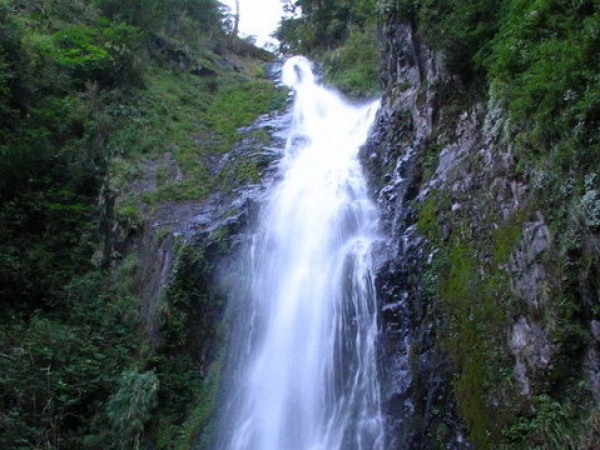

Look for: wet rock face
[371,10,600,450]
[136,109,289,350]
[509,218,551,311]
[364,19,471,450]
[509,317,554,396]
[506,217,556,396]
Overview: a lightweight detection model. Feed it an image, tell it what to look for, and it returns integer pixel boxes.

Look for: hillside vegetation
[4,0,600,449]
[0,1,285,448]
[276,0,380,96]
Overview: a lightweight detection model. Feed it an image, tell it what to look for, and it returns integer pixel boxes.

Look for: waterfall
[217,56,384,450]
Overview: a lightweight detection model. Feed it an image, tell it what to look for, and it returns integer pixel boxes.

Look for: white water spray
[219,56,384,450]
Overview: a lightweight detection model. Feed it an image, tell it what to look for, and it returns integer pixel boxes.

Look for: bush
[94,0,223,39]
[411,0,504,81]
[53,20,142,89]
[106,369,159,450]
[276,0,377,53]
[487,0,600,154]
[323,25,380,97]
[0,1,27,130]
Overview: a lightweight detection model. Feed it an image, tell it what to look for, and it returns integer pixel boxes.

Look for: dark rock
[363,18,470,449]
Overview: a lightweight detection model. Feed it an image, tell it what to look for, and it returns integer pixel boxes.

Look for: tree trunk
[233,0,240,36]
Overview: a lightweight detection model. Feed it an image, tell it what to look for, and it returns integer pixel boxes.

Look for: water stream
[218,56,384,450]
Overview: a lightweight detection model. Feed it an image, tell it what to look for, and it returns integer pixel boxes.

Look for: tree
[277,0,376,53]
[233,0,240,36]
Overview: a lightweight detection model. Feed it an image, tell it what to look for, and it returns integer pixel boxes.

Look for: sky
[221,0,286,48]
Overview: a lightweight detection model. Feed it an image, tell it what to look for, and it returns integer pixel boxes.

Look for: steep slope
[0,2,286,448]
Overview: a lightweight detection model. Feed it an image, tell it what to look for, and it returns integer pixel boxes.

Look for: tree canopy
[277,0,377,53]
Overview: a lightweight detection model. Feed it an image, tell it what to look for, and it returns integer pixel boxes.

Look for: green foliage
[0,1,25,132]
[418,0,503,79]
[0,1,280,448]
[487,0,600,156]
[7,0,96,26]
[387,0,504,81]
[0,183,97,312]
[323,25,379,96]
[277,0,377,53]
[0,4,144,316]
[106,369,159,450]
[0,269,140,449]
[150,350,223,450]
[161,243,216,349]
[277,1,380,97]
[172,352,223,450]
[53,19,142,89]
[94,0,222,39]
[501,394,583,450]
[147,243,225,449]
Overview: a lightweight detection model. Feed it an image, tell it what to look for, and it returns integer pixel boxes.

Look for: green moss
[416,194,441,239]
[249,128,271,143]
[415,190,454,243]
[432,241,509,449]
[417,194,510,449]
[421,137,445,183]
[492,220,523,265]
[422,204,590,449]
[143,177,212,205]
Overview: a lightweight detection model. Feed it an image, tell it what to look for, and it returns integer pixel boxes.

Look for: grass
[107,51,287,210]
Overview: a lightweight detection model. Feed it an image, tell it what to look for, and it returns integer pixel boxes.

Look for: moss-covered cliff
[367,1,600,448]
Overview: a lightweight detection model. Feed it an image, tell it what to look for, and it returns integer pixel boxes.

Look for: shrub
[324,25,380,96]
[106,369,159,450]
[53,20,141,89]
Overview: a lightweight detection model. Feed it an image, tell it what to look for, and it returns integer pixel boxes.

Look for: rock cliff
[365,15,600,450]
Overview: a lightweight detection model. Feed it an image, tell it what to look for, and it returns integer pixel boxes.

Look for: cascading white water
[219,56,384,450]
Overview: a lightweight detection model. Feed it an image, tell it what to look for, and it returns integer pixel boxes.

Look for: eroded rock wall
[367,15,600,450]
